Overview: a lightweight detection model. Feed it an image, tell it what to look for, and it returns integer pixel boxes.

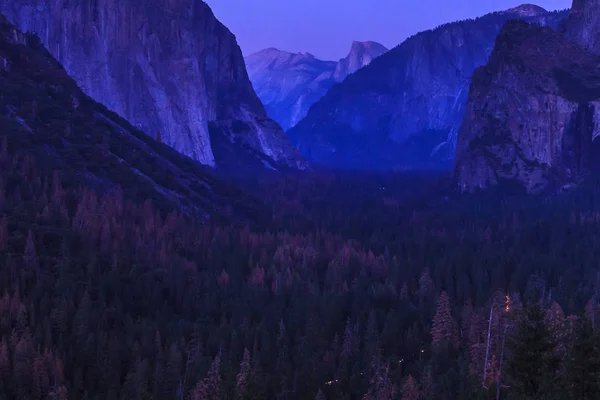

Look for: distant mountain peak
[504,3,548,16]
[245,48,322,65]
[347,41,389,57]
[247,47,293,59]
[350,40,386,49]
[245,40,387,130]
[334,41,388,81]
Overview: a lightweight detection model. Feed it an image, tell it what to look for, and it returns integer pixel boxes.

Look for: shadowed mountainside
[287,5,567,171]
[454,2,600,193]
[0,13,265,223]
[0,0,305,171]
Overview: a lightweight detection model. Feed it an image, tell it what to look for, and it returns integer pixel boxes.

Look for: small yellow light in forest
[505,295,511,312]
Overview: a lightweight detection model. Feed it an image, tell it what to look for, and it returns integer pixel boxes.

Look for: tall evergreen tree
[506,305,559,399]
[400,375,420,400]
[192,351,221,400]
[236,348,251,399]
[431,291,458,348]
[565,316,600,399]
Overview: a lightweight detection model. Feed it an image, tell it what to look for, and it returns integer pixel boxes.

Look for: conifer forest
[1,138,600,399]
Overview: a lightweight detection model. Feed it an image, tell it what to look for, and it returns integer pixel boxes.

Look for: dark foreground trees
[0,137,600,398]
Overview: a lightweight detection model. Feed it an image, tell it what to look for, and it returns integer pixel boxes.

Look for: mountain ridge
[245,41,388,130]
[0,0,305,171]
[286,5,568,171]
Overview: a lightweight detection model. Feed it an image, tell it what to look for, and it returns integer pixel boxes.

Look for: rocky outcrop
[562,0,600,54]
[286,6,567,170]
[453,20,600,193]
[0,0,304,170]
[245,41,388,130]
[502,3,549,17]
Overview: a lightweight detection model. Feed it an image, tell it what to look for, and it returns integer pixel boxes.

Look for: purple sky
[205,0,571,60]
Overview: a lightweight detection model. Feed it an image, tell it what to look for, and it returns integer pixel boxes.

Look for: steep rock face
[332,41,389,81]
[0,13,264,222]
[245,49,337,130]
[0,0,304,170]
[245,41,388,130]
[562,0,600,54]
[287,6,567,170]
[454,20,600,193]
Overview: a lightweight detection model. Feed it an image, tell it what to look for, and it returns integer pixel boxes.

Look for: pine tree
[48,385,68,400]
[363,355,394,400]
[545,301,567,360]
[192,351,221,400]
[0,340,8,380]
[23,229,38,270]
[163,344,182,398]
[400,375,420,400]
[506,305,559,398]
[585,297,598,332]
[565,316,600,399]
[418,270,433,303]
[32,355,49,400]
[276,319,290,394]
[72,291,91,342]
[236,348,251,399]
[0,135,7,161]
[431,291,458,347]
[0,215,7,251]
[341,317,356,359]
[13,332,33,395]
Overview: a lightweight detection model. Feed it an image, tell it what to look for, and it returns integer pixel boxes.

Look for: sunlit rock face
[245,41,388,130]
[0,0,304,169]
[454,20,600,193]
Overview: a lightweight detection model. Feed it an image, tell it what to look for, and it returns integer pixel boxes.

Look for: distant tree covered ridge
[1,133,600,399]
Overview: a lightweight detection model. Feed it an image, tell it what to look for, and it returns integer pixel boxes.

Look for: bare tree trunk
[496,324,509,400]
[483,307,493,387]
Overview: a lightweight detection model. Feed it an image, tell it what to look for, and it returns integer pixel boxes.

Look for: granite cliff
[453,18,600,193]
[561,0,600,54]
[332,41,390,82]
[0,0,304,170]
[0,13,264,222]
[286,5,567,170]
[245,41,388,130]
